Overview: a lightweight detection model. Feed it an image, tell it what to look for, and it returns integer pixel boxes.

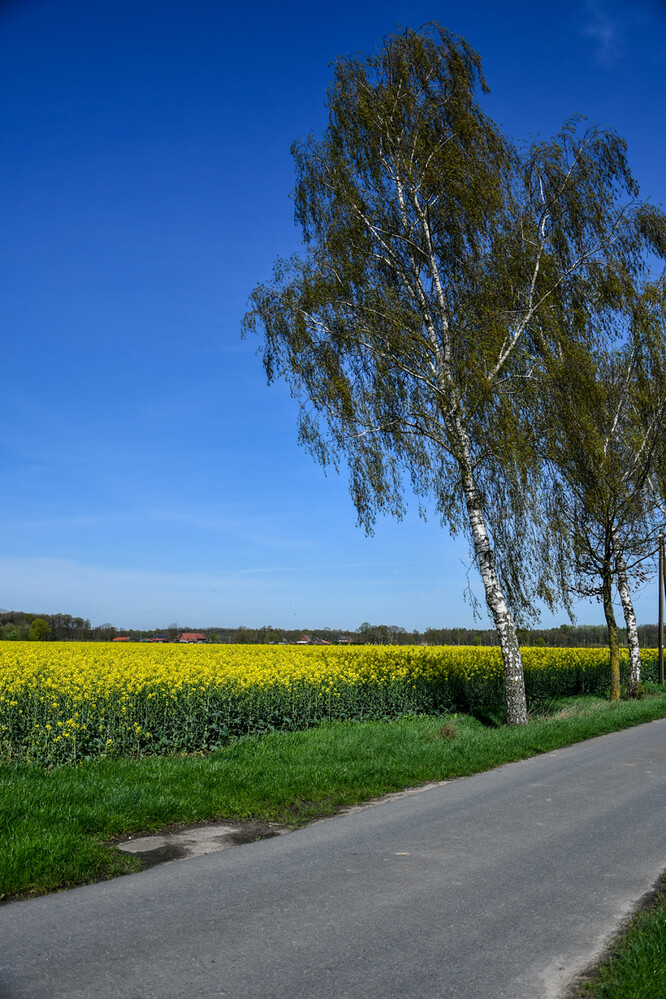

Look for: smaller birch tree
[616,284,666,693]
[545,287,666,698]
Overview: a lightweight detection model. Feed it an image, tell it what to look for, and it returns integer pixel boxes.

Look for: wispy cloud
[0,502,315,552]
[0,555,466,630]
[580,1,620,64]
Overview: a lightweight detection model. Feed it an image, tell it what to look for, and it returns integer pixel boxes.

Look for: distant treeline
[0,611,661,647]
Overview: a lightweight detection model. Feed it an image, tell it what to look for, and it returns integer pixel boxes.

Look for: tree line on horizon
[0,609,662,649]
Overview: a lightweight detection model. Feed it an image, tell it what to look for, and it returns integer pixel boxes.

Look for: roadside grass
[570,875,666,999]
[2,688,666,900]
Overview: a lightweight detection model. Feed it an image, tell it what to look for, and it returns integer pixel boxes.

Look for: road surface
[1,719,665,998]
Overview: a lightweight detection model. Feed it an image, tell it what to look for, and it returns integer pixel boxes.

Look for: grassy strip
[570,875,666,998]
[3,689,666,900]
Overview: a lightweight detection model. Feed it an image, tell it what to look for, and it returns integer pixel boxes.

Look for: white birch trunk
[615,546,641,694]
[457,433,528,725]
[409,177,526,726]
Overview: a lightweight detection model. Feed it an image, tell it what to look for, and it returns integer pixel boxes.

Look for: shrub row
[0,644,658,764]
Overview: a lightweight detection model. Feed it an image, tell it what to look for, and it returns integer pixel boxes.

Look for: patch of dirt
[114,819,286,869]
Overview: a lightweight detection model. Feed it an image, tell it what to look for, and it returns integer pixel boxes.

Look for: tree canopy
[244,24,666,723]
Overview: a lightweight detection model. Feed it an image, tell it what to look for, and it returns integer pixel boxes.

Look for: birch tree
[624,281,666,691]
[243,25,666,724]
[615,286,666,693]
[546,287,666,698]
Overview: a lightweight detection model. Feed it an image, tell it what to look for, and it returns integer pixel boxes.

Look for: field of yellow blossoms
[0,643,658,765]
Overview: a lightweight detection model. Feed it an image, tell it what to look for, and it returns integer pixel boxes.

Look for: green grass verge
[571,875,666,998]
[3,689,666,901]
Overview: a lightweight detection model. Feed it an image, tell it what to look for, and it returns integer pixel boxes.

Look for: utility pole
[657,531,666,687]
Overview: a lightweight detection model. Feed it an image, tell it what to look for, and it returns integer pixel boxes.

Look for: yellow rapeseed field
[0,642,655,764]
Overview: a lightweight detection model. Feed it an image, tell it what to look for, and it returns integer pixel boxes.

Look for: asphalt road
[2,720,665,999]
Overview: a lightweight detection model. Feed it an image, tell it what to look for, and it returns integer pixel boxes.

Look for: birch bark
[458,429,528,725]
[615,547,642,695]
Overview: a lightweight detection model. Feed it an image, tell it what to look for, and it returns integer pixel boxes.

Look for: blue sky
[1,0,665,631]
